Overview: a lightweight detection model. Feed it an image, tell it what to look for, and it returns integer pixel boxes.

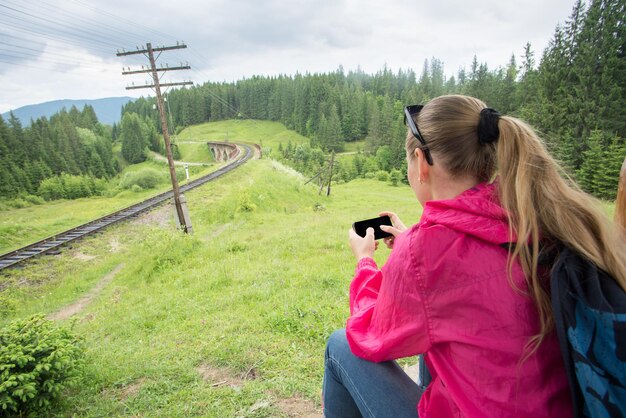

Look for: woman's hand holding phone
[378,211,407,249]
[349,227,377,261]
[349,211,407,259]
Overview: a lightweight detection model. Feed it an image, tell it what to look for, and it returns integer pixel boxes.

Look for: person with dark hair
[322,95,626,417]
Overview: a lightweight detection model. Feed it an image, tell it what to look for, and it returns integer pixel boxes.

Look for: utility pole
[117,43,193,233]
[314,152,336,196]
[326,151,335,196]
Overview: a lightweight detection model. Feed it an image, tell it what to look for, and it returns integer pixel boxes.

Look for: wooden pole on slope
[117,43,193,233]
[326,151,335,196]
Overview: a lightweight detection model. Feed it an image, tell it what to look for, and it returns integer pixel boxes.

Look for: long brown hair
[407,94,626,351]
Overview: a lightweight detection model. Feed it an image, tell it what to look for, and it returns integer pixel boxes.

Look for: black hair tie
[477,108,500,145]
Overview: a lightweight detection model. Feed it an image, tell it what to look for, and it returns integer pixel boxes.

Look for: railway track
[0,143,254,271]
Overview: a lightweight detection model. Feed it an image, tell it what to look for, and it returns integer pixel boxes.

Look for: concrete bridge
[207,141,240,162]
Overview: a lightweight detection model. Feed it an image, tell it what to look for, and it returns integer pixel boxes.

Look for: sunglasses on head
[404,105,434,166]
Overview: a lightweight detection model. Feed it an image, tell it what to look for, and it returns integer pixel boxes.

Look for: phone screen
[352,215,393,240]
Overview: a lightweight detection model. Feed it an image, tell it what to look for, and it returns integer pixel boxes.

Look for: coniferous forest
[1,0,624,201]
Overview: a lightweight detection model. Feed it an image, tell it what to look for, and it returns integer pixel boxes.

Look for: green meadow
[0,156,421,417]
[0,119,307,255]
[176,119,309,154]
[0,119,618,417]
[0,159,219,255]
[0,120,418,416]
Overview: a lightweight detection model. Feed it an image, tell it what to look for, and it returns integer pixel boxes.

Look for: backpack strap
[550,247,585,418]
[500,241,584,416]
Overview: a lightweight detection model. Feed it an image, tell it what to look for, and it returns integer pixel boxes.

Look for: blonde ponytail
[496,116,626,350]
[410,95,626,353]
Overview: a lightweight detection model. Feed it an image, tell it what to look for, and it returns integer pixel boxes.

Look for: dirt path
[197,363,322,417]
[48,263,125,321]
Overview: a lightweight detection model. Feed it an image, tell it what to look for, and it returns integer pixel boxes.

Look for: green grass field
[175,142,215,163]
[0,119,619,417]
[176,120,309,156]
[0,119,303,255]
[0,158,420,417]
[0,159,220,255]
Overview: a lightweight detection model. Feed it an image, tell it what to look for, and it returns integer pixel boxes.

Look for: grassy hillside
[0,120,309,255]
[176,120,309,155]
[0,160,218,255]
[0,158,420,416]
[176,142,215,163]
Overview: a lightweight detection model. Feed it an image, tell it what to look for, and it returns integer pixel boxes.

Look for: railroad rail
[0,143,253,271]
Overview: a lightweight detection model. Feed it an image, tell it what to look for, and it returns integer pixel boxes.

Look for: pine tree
[324,105,344,152]
[7,113,26,167]
[120,113,147,164]
[595,134,626,199]
[68,105,82,126]
[576,130,605,194]
[81,105,99,130]
[0,162,17,197]
[365,97,382,152]
[500,54,518,113]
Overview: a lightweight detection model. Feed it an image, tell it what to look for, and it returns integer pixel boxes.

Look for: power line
[0,19,119,54]
[0,43,110,67]
[65,0,178,42]
[0,1,181,59]
[3,0,155,46]
[0,5,123,50]
[0,58,94,74]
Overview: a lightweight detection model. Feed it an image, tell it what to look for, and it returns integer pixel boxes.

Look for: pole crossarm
[122,65,191,75]
[116,44,187,56]
[125,81,194,90]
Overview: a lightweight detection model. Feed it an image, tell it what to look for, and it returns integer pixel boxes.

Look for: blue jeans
[323,329,430,418]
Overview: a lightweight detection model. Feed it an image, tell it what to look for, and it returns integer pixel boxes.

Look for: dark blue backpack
[550,245,626,418]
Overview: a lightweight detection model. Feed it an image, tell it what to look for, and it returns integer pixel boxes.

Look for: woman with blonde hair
[323,94,626,417]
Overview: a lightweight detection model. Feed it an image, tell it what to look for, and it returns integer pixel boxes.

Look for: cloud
[0,0,576,112]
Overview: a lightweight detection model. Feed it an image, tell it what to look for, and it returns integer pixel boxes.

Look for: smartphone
[352,215,393,240]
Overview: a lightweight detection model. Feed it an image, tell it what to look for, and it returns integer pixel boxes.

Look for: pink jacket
[346,182,572,417]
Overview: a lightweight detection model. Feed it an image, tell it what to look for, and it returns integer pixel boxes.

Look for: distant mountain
[1,97,135,126]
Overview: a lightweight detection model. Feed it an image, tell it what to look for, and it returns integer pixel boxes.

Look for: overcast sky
[0,0,576,113]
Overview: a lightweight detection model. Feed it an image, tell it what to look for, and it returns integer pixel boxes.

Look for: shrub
[362,157,379,175]
[38,174,105,201]
[63,174,92,199]
[375,170,390,182]
[338,162,357,182]
[91,178,107,196]
[38,177,65,201]
[313,202,326,212]
[0,315,85,415]
[0,293,16,318]
[171,144,181,160]
[237,192,257,213]
[175,168,186,183]
[119,168,163,190]
[363,172,376,179]
[5,198,29,209]
[131,184,143,193]
[389,169,402,186]
[3,194,45,208]
[22,194,44,205]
